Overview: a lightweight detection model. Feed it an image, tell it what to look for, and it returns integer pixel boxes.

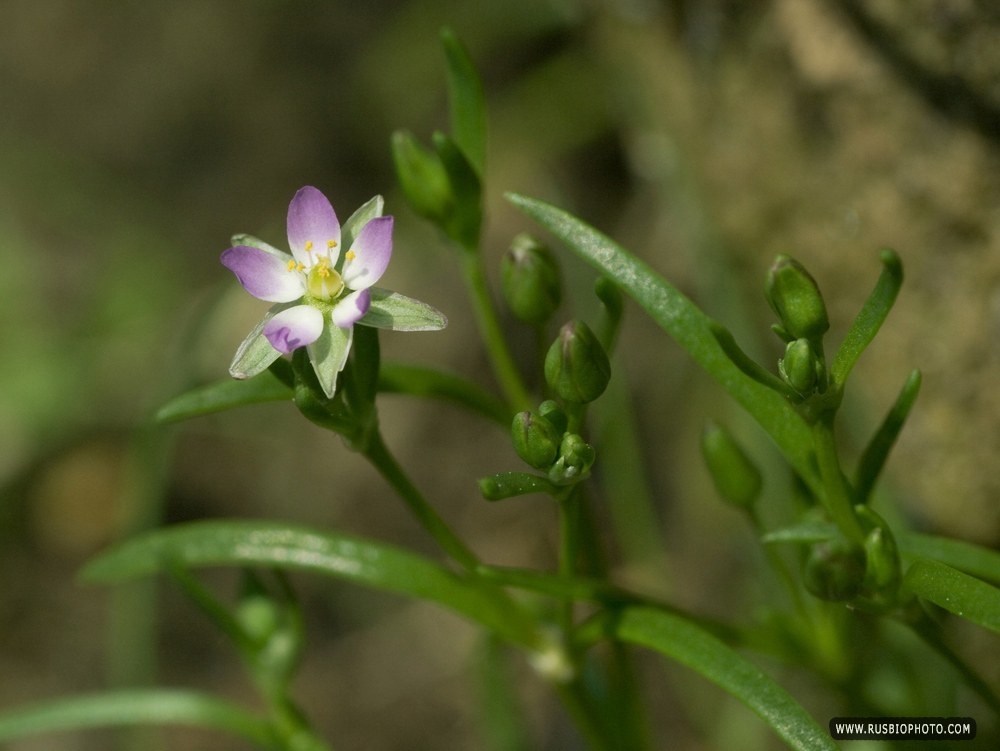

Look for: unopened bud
[700,420,762,511]
[780,339,818,394]
[391,130,453,224]
[537,400,568,435]
[856,505,901,594]
[544,320,611,403]
[803,538,865,602]
[765,255,829,341]
[512,411,561,469]
[548,433,596,485]
[501,234,562,324]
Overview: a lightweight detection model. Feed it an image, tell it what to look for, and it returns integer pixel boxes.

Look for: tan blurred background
[2,1,1000,749]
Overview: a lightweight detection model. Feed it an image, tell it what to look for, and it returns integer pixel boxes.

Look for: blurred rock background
[2,0,1000,749]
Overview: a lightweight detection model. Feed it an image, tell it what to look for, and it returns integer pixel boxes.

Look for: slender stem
[460,251,533,413]
[363,428,479,571]
[553,679,614,751]
[557,489,580,635]
[749,508,807,616]
[812,414,866,545]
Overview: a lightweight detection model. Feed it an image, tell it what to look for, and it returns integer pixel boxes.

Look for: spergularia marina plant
[221,186,447,397]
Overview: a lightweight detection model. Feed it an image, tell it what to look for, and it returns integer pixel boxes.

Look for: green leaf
[593,607,838,751]
[434,131,482,250]
[898,533,1000,586]
[478,636,530,751]
[156,370,293,424]
[342,194,385,250]
[361,287,448,331]
[441,27,487,179]
[854,369,921,501]
[830,249,903,387]
[507,193,820,495]
[478,472,557,501]
[903,558,1000,635]
[82,520,538,647]
[761,522,838,545]
[378,362,509,425]
[0,689,279,748]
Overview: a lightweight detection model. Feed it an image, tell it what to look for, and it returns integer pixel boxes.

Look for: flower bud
[765,255,829,341]
[803,538,865,602]
[501,234,562,324]
[856,505,901,595]
[537,400,568,435]
[779,338,818,394]
[512,411,561,469]
[548,433,596,485]
[700,420,762,511]
[391,130,454,225]
[544,320,611,403]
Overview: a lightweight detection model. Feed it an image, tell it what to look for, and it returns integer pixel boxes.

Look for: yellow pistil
[345,250,355,261]
[316,256,330,278]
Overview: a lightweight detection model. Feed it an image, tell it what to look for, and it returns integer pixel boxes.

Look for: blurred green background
[3,1,1000,748]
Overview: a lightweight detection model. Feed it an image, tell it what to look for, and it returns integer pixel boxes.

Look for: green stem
[461,251,533,413]
[812,415,865,545]
[553,679,614,751]
[749,509,807,616]
[557,489,580,635]
[363,428,479,571]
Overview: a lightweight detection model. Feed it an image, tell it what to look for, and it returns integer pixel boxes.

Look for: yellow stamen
[327,239,337,249]
[297,262,305,272]
[286,260,297,272]
[305,241,313,252]
[345,250,355,261]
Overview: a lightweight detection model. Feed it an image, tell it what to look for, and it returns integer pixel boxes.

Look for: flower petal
[262,304,324,353]
[307,322,353,398]
[222,245,304,302]
[287,186,341,266]
[230,302,297,379]
[330,288,371,328]
[341,216,393,290]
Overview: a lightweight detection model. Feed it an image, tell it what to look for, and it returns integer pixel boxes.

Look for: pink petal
[341,216,393,290]
[221,246,304,302]
[330,288,371,328]
[287,186,341,266]
[262,304,324,353]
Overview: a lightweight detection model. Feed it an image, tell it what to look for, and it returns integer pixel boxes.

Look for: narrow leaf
[903,558,1000,635]
[361,287,448,331]
[899,533,1000,587]
[761,522,838,545]
[82,520,537,647]
[598,607,838,751]
[479,472,557,501]
[434,131,482,250]
[831,249,903,386]
[507,193,820,495]
[378,362,510,426]
[709,319,799,400]
[441,28,488,178]
[478,636,530,751]
[854,369,921,500]
[0,690,279,748]
[156,370,293,424]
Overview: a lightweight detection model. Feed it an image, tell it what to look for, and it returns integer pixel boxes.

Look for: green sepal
[548,434,595,486]
[830,249,903,386]
[230,233,287,260]
[855,505,901,601]
[342,195,385,250]
[537,400,568,435]
[803,536,866,602]
[780,339,818,395]
[544,319,611,404]
[229,302,295,380]
[306,321,353,399]
[479,472,557,501]
[359,287,448,331]
[441,27,487,178]
[700,420,763,511]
